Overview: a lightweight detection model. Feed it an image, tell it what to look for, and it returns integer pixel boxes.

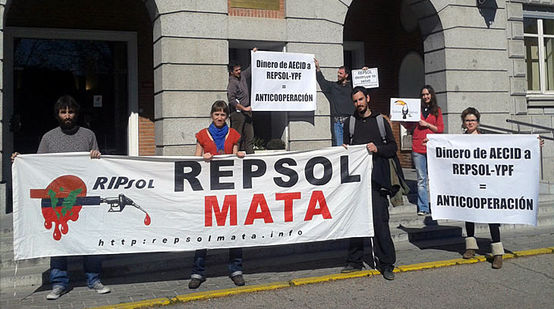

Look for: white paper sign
[93,95,103,108]
[389,98,421,122]
[352,68,379,88]
[251,51,316,111]
[427,134,540,225]
[13,146,373,260]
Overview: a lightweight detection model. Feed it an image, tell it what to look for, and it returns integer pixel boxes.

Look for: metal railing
[479,121,553,141]
[506,119,554,141]
[479,119,553,180]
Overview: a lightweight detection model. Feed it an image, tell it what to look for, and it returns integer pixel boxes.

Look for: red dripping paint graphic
[30,175,85,240]
[144,213,151,226]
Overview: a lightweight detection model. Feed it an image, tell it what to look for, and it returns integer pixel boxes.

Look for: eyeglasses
[464,119,478,123]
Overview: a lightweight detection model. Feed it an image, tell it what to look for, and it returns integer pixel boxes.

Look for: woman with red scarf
[189,100,246,289]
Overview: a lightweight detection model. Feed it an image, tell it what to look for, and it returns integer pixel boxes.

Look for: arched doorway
[343,0,444,166]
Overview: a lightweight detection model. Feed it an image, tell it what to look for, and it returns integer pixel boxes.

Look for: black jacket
[343,112,398,193]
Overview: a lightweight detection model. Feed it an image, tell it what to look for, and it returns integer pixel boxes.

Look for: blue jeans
[50,256,103,289]
[332,118,345,146]
[192,248,243,279]
[412,152,430,213]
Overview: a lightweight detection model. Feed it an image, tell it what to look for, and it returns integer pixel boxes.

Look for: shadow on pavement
[32,239,353,290]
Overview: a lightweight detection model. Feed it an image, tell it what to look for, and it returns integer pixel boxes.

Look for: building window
[524,17,554,93]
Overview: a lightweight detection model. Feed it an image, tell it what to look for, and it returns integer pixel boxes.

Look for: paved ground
[1,226,553,309]
[180,254,554,309]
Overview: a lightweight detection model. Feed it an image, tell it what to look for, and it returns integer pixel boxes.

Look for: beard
[357,105,367,115]
[58,117,76,130]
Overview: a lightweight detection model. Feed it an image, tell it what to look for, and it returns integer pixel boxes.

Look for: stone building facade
[0,0,553,215]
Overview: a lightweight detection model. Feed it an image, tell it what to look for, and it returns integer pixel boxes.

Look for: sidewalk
[2,226,553,309]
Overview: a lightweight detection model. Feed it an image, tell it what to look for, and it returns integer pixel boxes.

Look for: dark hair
[211,100,229,116]
[351,86,370,98]
[228,63,241,73]
[420,85,439,116]
[54,95,80,117]
[461,107,480,123]
[338,65,350,76]
[461,107,480,133]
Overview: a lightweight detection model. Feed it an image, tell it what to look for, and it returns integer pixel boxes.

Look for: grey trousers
[230,111,254,154]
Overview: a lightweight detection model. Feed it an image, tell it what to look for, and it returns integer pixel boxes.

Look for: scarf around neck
[208,123,228,152]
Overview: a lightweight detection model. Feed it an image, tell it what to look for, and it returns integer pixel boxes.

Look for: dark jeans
[50,255,103,289]
[191,248,243,278]
[346,188,396,269]
[466,222,501,243]
[230,111,254,154]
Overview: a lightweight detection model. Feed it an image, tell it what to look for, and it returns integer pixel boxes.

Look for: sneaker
[91,281,111,294]
[46,285,66,300]
[230,274,245,286]
[188,277,206,289]
[417,211,426,216]
[382,267,395,280]
[341,265,362,273]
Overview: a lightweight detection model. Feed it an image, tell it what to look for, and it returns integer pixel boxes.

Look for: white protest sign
[12,146,373,260]
[427,134,540,225]
[352,68,379,88]
[389,98,421,122]
[251,51,316,111]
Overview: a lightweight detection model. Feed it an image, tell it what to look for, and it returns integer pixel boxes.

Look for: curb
[91,247,553,309]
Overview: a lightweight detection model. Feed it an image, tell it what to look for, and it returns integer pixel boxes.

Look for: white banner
[428,135,540,225]
[389,98,421,122]
[13,146,373,260]
[352,68,379,89]
[251,51,316,111]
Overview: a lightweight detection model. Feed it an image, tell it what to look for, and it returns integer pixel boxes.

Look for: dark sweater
[227,67,251,110]
[343,112,397,189]
[316,71,354,117]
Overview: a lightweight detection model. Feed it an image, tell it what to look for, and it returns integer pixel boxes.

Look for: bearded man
[11,95,108,299]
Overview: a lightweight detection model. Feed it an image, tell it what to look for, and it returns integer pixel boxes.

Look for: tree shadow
[478,0,498,28]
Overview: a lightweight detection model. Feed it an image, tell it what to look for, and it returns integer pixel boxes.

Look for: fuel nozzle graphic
[101,194,151,225]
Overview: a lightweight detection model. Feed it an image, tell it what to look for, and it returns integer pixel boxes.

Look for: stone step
[0,264,49,288]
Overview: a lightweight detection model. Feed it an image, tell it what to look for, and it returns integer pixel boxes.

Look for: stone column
[152,0,230,155]
[432,1,511,132]
[285,0,351,150]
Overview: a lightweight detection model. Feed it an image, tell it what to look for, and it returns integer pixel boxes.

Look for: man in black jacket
[314,58,354,146]
[341,86,397,280]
